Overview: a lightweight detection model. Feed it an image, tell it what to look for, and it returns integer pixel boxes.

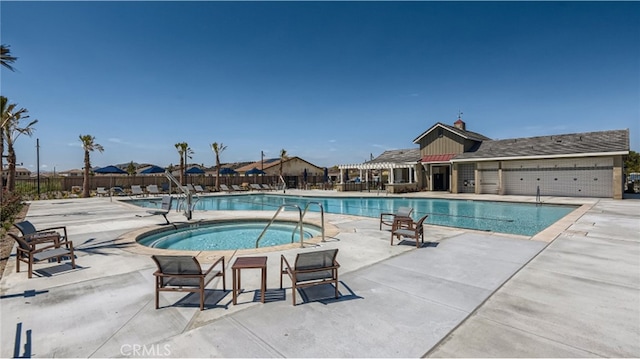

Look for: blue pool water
[138,220,322,250]
[130,194,576,236]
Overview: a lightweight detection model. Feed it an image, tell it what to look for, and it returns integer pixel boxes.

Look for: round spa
[136,219,323,251]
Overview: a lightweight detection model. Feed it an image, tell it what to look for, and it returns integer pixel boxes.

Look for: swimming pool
[137,220,323,250]
[129,194,576,236]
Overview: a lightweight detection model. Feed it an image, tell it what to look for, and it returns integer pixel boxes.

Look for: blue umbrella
[185,167,205,175]
[219,167,237,175]
[303,168,308,183]
[94,165,127,201]
[323,167,329,182]
[245,167,266,175]
[94,165,127,174]
[140,165,165,174]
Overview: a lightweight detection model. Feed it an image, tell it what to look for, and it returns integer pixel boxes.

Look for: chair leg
[292,283,296,306]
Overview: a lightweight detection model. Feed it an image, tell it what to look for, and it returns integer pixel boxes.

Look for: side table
[231,256,267,305]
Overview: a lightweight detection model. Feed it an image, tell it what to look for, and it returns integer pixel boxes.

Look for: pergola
[336,161,418,184]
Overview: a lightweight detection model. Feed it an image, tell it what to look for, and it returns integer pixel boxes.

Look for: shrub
[1,189,24,230]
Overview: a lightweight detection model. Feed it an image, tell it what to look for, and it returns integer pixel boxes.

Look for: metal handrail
[164,171,193,220]
[293,201,325,242]
[255,204,304,248]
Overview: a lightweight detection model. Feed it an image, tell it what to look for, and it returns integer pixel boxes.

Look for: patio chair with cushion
[147,195,173,224]
[280,248,340,306]
[380,206,414,230]
[390,214,429,248]
[96,187,109,197]
[151,255,226,310]
[220,184,233,192]
[9,232,76,278]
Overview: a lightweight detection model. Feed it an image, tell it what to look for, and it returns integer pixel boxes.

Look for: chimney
[454,118,466,131]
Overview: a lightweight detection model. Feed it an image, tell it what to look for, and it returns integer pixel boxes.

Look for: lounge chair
[380,206,414,230]
[232,185,248,192]
[14,220,68,243]
[147,195,173,224]
[161,183,170,193]
[131,185,145,197]
[111,186,127,196]
[146,184,161,196]
[390,214,429,248]
[96,187,109,197]
[194,185,205,193]
[9,232,76,278]
[151,255,226,310]
[280,249,340,306]
[250,184,263,191]
[261,184,273,191]
[186,184,196,193]
[220,184,232,192]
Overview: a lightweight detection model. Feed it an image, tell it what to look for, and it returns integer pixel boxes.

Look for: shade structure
[94,165,127,174]
[94,165,127,201]
[245,167,266,175]
[185,167,205,175]
[219,167,236,175]
[140,165,165,174]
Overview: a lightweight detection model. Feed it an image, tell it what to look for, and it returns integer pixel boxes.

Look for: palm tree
[211,142,227,191]
[2,101,37,192]
[279,148,288,192]
[174,142,193,185]
[1,44,17,72]
[79,135,104,198]
[1,96,8,196]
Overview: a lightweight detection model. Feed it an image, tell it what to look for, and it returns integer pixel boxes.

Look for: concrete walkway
[0,192,638,357]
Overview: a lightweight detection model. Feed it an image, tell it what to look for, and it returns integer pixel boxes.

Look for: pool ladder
[255,202,325,248]
[163,171,199,220]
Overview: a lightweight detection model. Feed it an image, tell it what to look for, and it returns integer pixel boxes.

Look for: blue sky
[2,1,638,172]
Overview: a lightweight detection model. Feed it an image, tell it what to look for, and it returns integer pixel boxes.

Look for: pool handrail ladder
[163,171,198,220]
[256,204,305,248]
[292,201,325,243]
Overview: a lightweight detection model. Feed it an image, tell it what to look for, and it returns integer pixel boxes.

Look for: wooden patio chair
[9,232,76,278]
[390,214,429,248]
[151,255,226,310]
[280,249,340,306]
[380,206,414,230]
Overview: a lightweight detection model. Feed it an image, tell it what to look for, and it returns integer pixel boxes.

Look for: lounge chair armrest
[32,240,74,254]
[202,256,225,276]
[280,255,293,272]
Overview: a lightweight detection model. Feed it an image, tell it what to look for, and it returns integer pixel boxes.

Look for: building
[339,117,630,199]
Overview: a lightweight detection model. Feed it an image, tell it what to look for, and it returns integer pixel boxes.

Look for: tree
[279,148,288,178]
[174,142,193,185]
[625,150,640,173]
[1,44,17,72]
[211,142,227,191]
[2,101,37,191]
[127,161,136,176]
[80,135,104,198]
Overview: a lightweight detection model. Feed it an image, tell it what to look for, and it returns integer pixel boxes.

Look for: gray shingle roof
[368,148,421,163]
[453,129,629,161]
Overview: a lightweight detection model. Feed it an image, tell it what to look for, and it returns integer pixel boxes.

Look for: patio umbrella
[94,165,127,201]
[185,167,205,175]
[303,168,308,183]
[219,167,236,175]
[245,167,266,175]
[323,167,329,183]
[140,165,165,174]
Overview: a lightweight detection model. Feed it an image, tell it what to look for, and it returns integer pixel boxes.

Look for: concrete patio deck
[1,191,638,358]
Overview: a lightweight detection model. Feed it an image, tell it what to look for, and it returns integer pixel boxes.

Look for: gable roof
[368,148,421,164]
[453,129,629,162]
[413,122,491,144]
